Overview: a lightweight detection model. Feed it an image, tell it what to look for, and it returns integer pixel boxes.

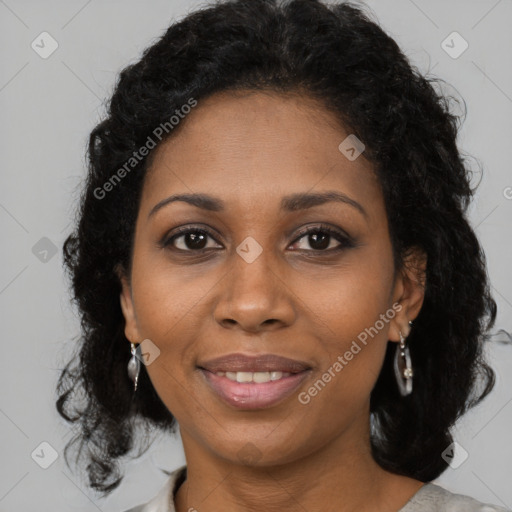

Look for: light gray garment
[399,481,510,512]
[122,465,511,512]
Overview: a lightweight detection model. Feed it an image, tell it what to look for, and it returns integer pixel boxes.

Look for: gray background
[0,0,511,510]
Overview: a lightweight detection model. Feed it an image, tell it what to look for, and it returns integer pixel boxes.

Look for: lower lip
[199,369,311,410]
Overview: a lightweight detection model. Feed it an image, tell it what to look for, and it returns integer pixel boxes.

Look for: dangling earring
[127,342,141,392]
[394,328,413,396]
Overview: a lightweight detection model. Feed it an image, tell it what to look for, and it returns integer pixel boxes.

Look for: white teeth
[215,371,292,382]
[236,372,253,383]
[253,372,271,383]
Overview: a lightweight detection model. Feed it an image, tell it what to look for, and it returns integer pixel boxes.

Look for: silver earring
[394,330,413,396]
[127,342,141,391]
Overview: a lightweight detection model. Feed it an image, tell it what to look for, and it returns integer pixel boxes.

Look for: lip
[199,368,312,410]
[198,353,312,373]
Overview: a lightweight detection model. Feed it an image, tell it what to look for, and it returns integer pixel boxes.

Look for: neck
[174,425,423,512]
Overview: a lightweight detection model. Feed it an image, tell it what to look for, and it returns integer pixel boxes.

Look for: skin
[119,90,427,512]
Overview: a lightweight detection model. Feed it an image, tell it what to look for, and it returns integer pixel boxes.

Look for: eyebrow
[148,191,368,219]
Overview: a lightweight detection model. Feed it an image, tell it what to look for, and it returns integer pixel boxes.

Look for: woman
[56,0,510,510]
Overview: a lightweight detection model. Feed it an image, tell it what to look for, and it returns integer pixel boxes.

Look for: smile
[199,368,311,410]
[215,370,292,383]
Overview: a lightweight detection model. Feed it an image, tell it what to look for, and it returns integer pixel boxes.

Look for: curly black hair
[56,0,497,496]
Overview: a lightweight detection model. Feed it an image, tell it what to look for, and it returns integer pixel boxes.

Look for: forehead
[141,90,382,218]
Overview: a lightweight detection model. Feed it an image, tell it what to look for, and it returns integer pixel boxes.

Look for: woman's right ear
[115,264,141,343]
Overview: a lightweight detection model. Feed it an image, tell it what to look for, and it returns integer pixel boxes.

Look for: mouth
[197,353,313,409]
[198,352,312,374]
[199,368,312,410]
[210,370,297,383]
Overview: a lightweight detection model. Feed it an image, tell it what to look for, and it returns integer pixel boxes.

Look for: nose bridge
[231,234,279,302]
[214,234,294,330]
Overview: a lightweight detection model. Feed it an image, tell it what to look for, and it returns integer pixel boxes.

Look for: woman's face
[120,90,425,468]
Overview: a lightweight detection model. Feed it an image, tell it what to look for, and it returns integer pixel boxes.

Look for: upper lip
[198,353,312,373]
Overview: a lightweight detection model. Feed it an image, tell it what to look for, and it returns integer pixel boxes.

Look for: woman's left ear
[389,246,427,342]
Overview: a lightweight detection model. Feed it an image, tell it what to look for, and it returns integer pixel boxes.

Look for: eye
[162,226,222,252]
[289,224,354,252]
[160,223,355,254]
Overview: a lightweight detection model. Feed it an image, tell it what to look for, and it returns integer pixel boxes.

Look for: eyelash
[160,224,355,255]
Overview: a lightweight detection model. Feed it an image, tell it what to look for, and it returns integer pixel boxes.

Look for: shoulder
[121,465,187,512]
[400,482,511,512]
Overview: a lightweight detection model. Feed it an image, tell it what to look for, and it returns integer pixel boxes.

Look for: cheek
[298,255,394,400]
[129,243,214,338]
[127,252,206,397]
[302,251,394,340]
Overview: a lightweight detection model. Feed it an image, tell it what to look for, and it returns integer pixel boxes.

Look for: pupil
[187,232,206,250]
[310,232,329,250]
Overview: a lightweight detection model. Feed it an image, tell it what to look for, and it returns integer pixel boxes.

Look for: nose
[213,242,296,333]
